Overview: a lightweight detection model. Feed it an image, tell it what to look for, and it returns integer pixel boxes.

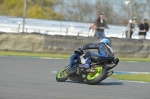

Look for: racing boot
[67,65,77,76]
[76,64,86,75]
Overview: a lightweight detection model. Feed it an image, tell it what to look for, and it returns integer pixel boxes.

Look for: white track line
[108,78,150,84]
[114,71,150,74]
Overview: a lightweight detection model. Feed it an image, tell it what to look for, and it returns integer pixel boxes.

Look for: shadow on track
[98,82,123,86]
[63,80,123,86]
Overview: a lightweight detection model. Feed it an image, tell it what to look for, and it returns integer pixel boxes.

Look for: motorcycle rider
[68,37,118,78]
[67,49,83,75]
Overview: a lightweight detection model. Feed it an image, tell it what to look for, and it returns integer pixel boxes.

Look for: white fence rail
[1,16,150,39]
[0,23,89,37]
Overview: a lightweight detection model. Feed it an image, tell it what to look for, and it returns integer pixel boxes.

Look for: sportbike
[56,50,119,85]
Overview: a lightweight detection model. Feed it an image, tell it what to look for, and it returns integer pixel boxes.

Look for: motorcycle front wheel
[56,66,68,82]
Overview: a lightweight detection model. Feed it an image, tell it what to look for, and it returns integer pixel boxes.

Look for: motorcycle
[56,50,119,85]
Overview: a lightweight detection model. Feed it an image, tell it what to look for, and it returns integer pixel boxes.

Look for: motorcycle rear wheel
[86,65,107,85]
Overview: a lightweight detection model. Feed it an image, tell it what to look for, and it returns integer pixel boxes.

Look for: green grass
[0,51,70,58]
[110,74,150,82]
[0,51,149,62]
[119,58,150,62]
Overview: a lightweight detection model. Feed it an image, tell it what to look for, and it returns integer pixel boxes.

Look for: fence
[0,23,89,37]
[1,16,150,39]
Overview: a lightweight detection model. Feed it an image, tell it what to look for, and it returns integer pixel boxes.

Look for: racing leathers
[68,42,114,75]
[79,42,114,68]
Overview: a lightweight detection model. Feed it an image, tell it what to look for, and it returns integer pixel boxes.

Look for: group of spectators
[89,13,149,39]
[126,18,149,39]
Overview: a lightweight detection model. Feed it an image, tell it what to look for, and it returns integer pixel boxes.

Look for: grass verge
[119,58,150,62]
[110,74,150,82]
[0,51,149,62]
[0,51,70,58]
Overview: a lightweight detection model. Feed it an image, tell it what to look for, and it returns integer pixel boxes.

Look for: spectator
[144,19,149,37]
[89,23,95,31]
[88,23,96,37]
[138,19,149,39]
[95,13,109,38]
[125,17,138,38]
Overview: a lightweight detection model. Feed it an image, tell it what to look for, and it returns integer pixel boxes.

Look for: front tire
[85,65,107,85]
[56,66,68,82]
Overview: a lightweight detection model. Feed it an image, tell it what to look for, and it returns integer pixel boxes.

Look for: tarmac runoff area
[0,56,150,99]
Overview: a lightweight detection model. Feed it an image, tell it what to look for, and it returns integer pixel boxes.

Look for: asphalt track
[0,56,150,99]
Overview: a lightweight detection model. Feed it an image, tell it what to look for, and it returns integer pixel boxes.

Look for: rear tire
[85,65,107,85]
[56,66,68,82]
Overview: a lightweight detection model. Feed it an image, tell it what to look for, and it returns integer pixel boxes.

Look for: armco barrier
[0,33,44,52]
[0,33,150,58]
[111,38,150,58]
[44,35,150,58]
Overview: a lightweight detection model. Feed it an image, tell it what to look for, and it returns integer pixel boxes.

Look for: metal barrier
[0,23,89,37]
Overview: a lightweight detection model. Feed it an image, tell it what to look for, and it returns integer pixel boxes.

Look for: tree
[58,0,95,22]
[0,0,64,20]
[0,0,23,16]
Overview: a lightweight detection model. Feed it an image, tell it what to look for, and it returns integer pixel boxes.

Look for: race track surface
[0,57,150,99]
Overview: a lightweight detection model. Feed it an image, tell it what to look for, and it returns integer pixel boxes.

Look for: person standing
[138,19,149,39]
[95,14,109,39]
[126,18,138,38]
[144,19,149,38]
[88,23,96,37]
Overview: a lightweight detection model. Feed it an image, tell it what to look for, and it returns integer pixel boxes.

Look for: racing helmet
[99,37,111,46]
